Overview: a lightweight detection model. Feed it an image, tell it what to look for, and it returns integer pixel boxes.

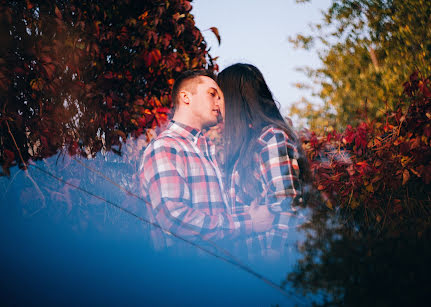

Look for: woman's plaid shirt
[229,125,304,253]
[139,121,252,242]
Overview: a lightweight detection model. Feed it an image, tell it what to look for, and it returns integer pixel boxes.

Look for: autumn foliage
[302,72,431,231]
[0,0,218,175]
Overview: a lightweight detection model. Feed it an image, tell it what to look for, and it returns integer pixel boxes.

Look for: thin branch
[5,120,46,209]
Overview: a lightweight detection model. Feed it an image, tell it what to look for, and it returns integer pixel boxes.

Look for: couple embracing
[139,63,310,257]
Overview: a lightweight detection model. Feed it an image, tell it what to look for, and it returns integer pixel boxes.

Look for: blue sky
[192,0,332,114]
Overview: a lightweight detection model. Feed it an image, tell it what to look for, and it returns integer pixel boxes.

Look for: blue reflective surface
[0,154,313,306]
[2,152,431,306]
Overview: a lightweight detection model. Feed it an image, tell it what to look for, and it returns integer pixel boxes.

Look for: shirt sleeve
[258,129,303,229]
[139,138,252,241]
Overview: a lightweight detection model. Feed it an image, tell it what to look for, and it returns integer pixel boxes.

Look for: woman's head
[217,64,297,170]
[217,63,284,133]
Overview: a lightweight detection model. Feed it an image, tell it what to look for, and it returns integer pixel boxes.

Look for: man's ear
[178,90,191,105]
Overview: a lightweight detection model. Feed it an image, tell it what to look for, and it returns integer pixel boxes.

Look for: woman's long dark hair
[217,63,310,190]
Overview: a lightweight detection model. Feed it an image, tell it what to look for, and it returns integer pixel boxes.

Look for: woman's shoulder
[256,125,293,145]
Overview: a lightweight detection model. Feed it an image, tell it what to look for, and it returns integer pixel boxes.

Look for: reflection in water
[2,137,431,305]
[0,144,315,306]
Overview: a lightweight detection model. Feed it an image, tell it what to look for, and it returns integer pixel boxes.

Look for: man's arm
[140,140,252,240]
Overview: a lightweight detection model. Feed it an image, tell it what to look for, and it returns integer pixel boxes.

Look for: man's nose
[215,96,223,107]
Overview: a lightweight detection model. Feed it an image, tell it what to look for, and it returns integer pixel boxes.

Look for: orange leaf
[409,167,421,177]
[191,58,199,68]
[26,0,34,10]
[172,13,185,21]
[138,11,148,20]
[402,169,410,185]
[54,6,62,19]
[30,78,44,91]
[209,27,221,45]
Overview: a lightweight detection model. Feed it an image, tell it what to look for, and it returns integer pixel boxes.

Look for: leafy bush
[302,72,431,232]
[0,0,218,175]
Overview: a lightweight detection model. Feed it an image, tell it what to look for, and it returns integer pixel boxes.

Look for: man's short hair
[171,70,216,108]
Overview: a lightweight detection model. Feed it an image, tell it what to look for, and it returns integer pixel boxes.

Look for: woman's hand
[249,198,274,233]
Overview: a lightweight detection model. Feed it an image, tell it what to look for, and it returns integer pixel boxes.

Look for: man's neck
[172,113,202,131]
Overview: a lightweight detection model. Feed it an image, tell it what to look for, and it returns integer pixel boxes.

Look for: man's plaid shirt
[228,125,304,254]
[139,121,252,243]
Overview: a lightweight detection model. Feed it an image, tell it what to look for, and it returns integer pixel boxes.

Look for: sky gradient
[192,0,332,114]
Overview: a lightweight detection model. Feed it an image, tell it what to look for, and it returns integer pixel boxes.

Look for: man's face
[188,76,224,129]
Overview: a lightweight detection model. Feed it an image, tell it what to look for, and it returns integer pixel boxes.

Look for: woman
[217,63,310,257]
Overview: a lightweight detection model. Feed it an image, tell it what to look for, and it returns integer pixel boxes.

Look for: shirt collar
[168,120,202,144]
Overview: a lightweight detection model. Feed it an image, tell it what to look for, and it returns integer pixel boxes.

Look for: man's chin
[216,112,224,124]
[203,119,219,129]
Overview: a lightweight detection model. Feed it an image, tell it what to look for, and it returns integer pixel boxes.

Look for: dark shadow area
[285,208,431,306]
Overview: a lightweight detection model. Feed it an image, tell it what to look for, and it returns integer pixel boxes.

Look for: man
[139,70,273,242]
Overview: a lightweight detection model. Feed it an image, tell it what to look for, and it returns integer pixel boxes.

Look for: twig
[1,168,23,202]
[5,120,46,209]
[5,120,27,170]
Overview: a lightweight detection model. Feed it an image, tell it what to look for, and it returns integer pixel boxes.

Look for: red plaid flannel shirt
[139,121,252,244]
[229,125,304,253]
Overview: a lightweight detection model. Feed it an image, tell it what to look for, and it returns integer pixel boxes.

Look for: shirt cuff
[232,212,253,236]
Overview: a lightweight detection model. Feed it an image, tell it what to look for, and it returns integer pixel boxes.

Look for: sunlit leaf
[30,78,44,91]
[209,27,221,45]
[402,169,410,185]
[54,6,62,19]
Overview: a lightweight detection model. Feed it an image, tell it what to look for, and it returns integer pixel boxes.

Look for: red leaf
[137,116,147,127]
[156,107,171,114]
[104,71,113,79]
[150,49,161,65]
[125,70,132,82]
[317,184,326,191]
[43,63,56,79]
[183,1,192,12]
[106,96,112,108]
[14,67,25,74]
[161,34,172,49]
[40,55,52,63]
[26,0,34,10]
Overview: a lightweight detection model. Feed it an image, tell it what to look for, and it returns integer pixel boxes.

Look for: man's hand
[249,199,274,233]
